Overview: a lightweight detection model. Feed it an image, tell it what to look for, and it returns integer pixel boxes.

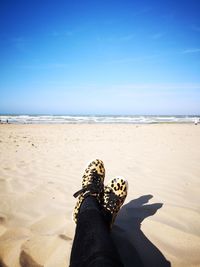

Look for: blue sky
[0,0,200,115]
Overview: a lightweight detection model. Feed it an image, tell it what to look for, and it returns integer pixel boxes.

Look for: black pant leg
[69,197,124,267]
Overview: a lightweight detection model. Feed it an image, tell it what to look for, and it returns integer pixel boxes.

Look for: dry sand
[0,124,200,267]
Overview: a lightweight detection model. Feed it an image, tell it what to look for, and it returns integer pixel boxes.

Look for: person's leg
[69,196,124,267]
[70,160,128,267]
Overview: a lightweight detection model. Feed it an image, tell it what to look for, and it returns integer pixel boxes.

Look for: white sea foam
[0,115,199,124]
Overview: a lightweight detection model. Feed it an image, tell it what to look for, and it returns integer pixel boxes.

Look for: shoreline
[0,122,199,125]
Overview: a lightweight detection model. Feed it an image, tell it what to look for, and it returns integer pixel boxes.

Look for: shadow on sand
[111,194,171,267]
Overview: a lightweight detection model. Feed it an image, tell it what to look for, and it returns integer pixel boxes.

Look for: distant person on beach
[69,159,130,267]
[194,118,199,125]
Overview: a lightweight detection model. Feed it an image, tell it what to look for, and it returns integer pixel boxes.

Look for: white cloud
[96,33,134,44]
[151,33,164,40]
[182,48,200,54]
[44,82,200,92]
[11,37,27,52]
[119,34,134,41]
[106,54,159,64]
[111,83,200,91]
[191,25,200,32]
[51,28,81,38]
[19,63,69,69]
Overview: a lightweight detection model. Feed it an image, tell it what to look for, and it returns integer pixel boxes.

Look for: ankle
[80,195,100,214]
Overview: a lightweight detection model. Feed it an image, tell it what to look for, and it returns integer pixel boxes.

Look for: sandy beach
[0,123,200,267]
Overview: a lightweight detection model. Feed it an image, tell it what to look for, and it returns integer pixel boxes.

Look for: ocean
[0,115,199,124]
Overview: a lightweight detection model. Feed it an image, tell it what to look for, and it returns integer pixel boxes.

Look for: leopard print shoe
[72,159,105,223]
[103,177,128,227]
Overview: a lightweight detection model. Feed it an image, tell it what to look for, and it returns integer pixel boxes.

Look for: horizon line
[0,113,200,117]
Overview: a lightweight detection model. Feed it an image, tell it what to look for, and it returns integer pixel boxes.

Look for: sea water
[0,115,199,124]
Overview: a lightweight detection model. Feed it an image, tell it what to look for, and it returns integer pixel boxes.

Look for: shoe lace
[73,170,103,198]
